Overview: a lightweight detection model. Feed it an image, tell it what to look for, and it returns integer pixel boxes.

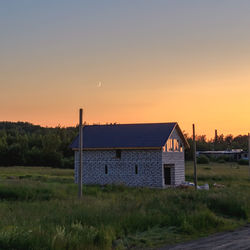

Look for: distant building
[70,123,189,188]
[197,149,248,161]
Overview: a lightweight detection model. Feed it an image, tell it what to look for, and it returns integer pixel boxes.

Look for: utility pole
[248,133,250,180]
[78,108,83,199]
[214,129,218,151]
[193,124,197,190]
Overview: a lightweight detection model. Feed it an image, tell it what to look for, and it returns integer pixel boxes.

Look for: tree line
[0,122,248,167]
[0,122,78,168]
[185,133,249,160]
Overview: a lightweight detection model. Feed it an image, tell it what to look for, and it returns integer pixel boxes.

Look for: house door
[164,164,174,185]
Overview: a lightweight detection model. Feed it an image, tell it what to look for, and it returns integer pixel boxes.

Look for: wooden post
[78,108,83,198]
[248,133,250,180]
[214,129,218,151]
[193,124,197,190]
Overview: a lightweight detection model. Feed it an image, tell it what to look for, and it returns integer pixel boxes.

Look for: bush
[43,152,63,168]
[218,159,225,164]
[197,155,209,164]
[216,156,231,163]
[61,157,74,169]
[25,147,43,166]
[238,159,249,165]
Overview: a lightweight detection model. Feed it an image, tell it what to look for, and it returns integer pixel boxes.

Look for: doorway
[164,164,174,185]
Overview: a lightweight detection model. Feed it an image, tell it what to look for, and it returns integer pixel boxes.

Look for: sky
[1,1,250,138]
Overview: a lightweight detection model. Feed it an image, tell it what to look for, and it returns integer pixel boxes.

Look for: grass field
[0,162,250,249]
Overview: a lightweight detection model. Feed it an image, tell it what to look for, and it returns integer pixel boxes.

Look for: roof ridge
[85,122,177,127]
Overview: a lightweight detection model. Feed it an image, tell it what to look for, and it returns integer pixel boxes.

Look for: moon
[97,81,102,88]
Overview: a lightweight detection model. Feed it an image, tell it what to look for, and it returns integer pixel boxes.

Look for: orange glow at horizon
[2,76,250,139]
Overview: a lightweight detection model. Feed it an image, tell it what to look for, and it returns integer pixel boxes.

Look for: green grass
[186,161,249,185]
[0,163,250,249]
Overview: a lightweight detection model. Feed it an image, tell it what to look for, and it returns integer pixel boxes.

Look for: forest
[0,122,77,168]
[0,122,248,167]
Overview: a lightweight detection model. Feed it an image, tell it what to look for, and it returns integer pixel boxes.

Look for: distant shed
[197,149,248,161]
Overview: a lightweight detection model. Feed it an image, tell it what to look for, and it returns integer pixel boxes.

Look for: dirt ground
[159,225,250,250]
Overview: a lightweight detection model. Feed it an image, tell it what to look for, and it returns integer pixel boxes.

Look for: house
[70,122,189,188]
[197,149,248,161]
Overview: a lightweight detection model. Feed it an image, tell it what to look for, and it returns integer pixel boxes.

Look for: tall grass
[0,164,250,249]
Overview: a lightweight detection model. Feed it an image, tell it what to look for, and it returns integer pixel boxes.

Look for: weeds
[0,163,250,249]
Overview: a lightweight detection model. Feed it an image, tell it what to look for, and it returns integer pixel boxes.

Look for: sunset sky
[1,1,250,138]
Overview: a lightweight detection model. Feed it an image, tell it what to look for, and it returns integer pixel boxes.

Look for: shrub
[216,156,230,163]
[43,152,63,168]
[238,159,249,165]
[197,155,210,164]
[61,157,74,169]
[25,147,43,166]
[218,159,225,164]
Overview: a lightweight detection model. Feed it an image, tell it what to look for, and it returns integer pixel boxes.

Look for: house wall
[162,128,185,185]
[74,149,163,188]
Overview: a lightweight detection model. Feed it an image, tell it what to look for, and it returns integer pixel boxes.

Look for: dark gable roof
[71,122,188,149]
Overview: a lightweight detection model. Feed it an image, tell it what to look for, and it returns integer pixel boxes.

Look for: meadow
[0,162,250,249]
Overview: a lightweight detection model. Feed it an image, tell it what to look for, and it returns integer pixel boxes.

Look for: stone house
[70,123,189,188]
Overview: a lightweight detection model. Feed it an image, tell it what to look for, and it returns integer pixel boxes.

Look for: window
[167,139,172,151]
[162,146,166,152]
[180,142,183,152]
[135,165,138,174]
[173,139,177,151]
[105,165,108,174]
[116,149,121,159]
[173,139,180,151]
[166,138,183,152]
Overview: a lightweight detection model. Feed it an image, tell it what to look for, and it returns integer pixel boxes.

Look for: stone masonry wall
[74,149,163,188]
